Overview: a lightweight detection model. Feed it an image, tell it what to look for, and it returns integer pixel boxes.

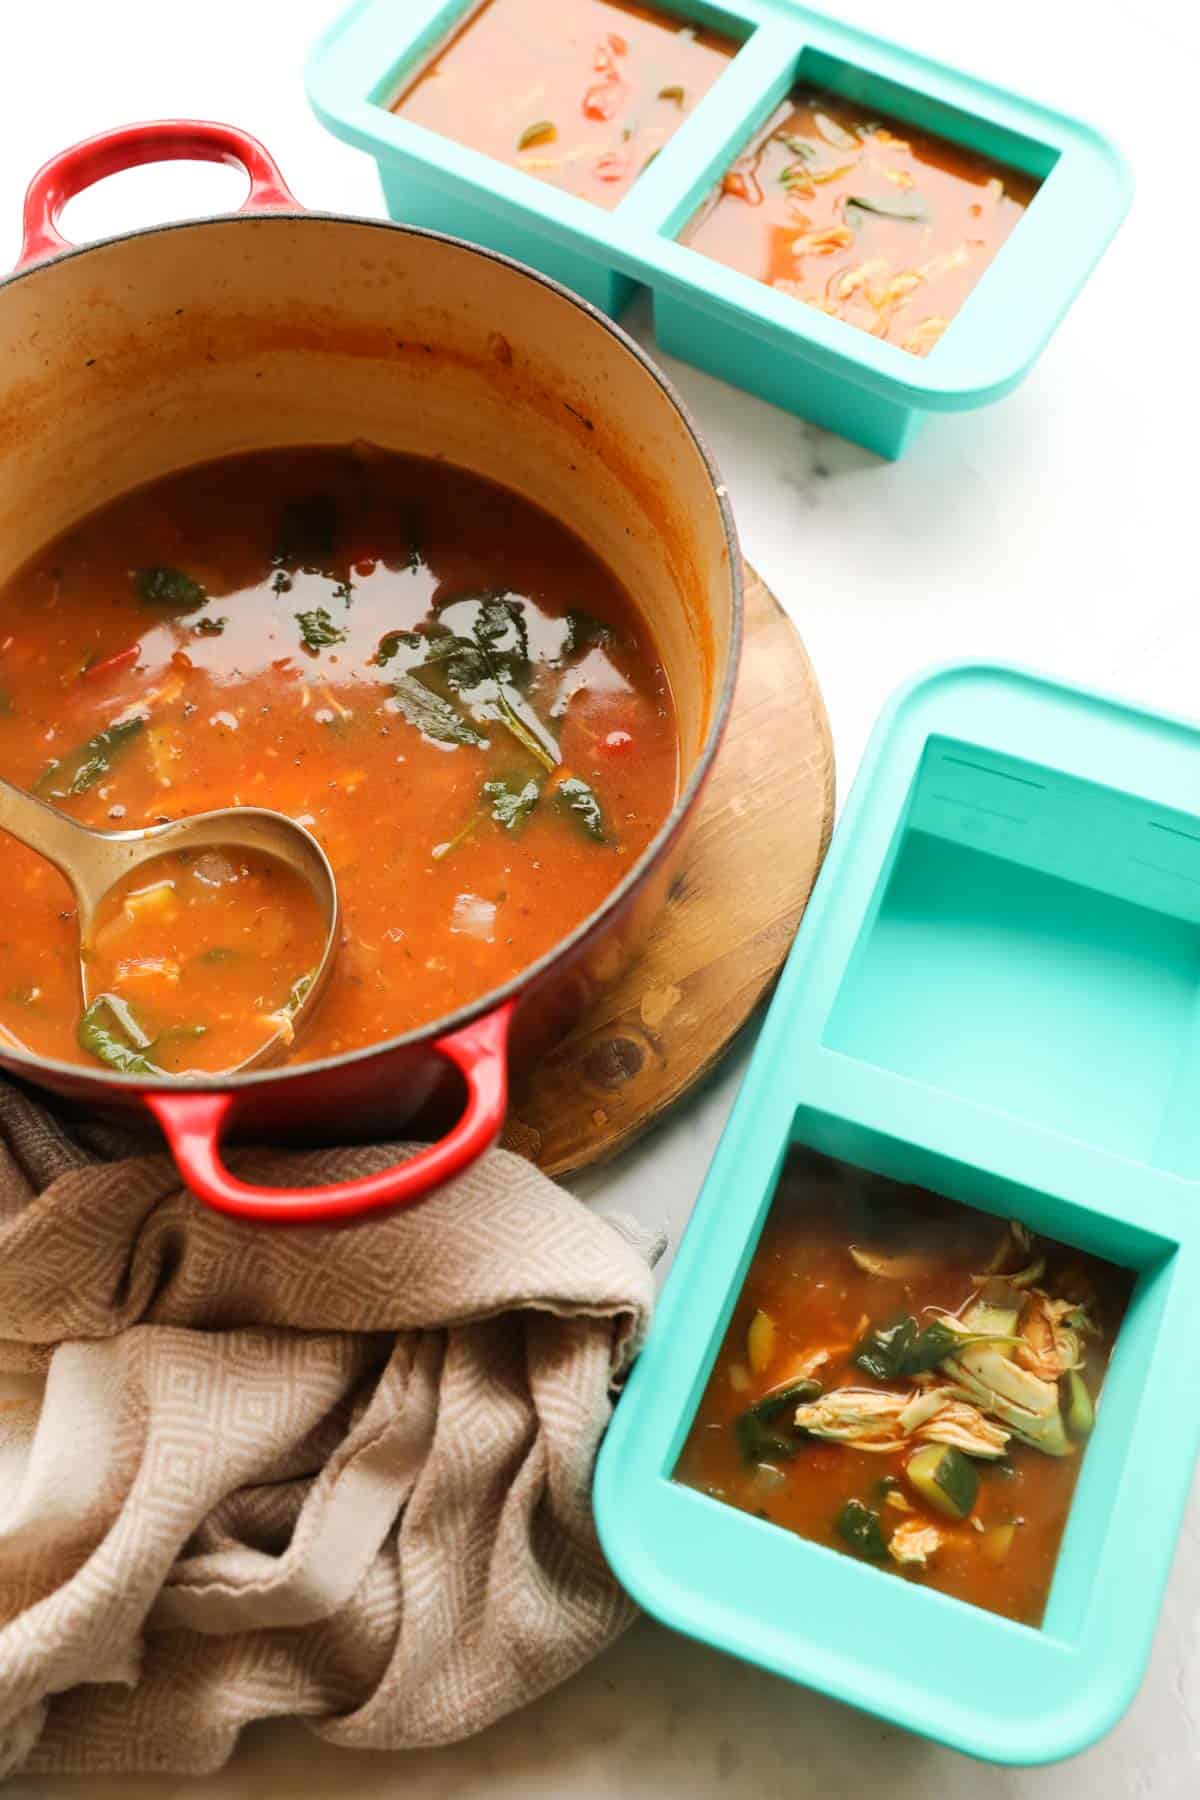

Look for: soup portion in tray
[675,1151,1131,1626]
[681,87,1039,355]
[390,0,739,210]
[0,447,677,1075]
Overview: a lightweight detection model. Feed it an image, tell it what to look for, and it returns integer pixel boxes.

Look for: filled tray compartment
[650,42,1059,454]
[312,0,767,315]
[824,737,1200,1174]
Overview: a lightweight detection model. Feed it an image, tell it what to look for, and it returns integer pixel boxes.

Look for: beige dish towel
[0,1080,656,1779]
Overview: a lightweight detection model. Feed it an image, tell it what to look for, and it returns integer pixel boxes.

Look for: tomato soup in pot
[0,447,679,1079]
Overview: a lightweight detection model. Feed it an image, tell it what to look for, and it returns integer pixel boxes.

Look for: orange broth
[675,1152,1131,1627]
[84,848,329,1075]
[681,87,1038,355]
[0,447,678,1076]
[391,0,738,210]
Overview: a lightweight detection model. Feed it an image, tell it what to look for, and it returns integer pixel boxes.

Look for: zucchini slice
[1063,1369,1095,1440]
[906,1443,979,1521]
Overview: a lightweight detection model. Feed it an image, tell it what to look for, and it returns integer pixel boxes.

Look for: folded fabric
[0,1081,655,1778]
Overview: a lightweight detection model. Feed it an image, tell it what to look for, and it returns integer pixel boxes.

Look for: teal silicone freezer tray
[307,0,1132,457]
[595,663,1200,1764]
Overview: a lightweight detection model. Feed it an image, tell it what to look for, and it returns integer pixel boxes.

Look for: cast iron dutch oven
[0,121,741,1224]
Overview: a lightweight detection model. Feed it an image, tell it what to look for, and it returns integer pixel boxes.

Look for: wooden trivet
[504,563,835,1177]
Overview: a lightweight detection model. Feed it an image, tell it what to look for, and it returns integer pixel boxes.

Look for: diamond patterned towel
[0,1080,655,1779]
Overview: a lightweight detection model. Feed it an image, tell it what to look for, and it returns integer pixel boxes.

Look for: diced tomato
[82,642,141,682]
[593,150,629,183]
[582,80,623,122]
[721,169,763,206]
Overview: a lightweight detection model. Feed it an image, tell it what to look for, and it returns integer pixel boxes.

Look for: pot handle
[143,1002,514,1226]
[16,119,300,272]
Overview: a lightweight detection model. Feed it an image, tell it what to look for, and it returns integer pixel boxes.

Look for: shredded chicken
[888,1519,942,1566]
[902,315,948,356]
[794,1386,1009,1458]
[1014,1290,1086,1379]
[878,272,922,306]
[919,246,969,282]
[919,1400,1010,1458]
[942,1331,1071,1457]
[833,258,889,301]
[791,224,856,257]
[794,1388,907,1451]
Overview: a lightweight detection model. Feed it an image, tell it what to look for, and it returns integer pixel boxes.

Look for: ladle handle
[15,120,299,272]
[144,1002,514,1226]
[0,776,91,896]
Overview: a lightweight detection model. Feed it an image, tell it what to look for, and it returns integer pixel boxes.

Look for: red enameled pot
[0,121,741,1225]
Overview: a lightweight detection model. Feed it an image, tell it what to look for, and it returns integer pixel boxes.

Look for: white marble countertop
[3,0,1198,1791]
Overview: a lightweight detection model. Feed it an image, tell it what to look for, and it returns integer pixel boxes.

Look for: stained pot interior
[0,214,736,778]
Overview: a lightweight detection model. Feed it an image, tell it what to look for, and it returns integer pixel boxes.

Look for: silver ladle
[0,777,340,1074]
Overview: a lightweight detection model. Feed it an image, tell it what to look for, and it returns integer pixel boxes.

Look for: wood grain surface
[502,563,835,1177]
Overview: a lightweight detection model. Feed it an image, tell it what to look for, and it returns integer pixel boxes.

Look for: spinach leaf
[392,673,487,748]
[35,713,146,799]
[78,993,160,1076]
[735,1411,800,1465]
[734,1377,822,1464]
[836,1498,887,1559]
[375,628,424,667]
[437,592,530,682]
[198,946,237,965]
[775,133,818,161]
[191,616,227,637]
[853,1315,960,1381]
[134,566,206,610]
[853,1316,918,1380]
[422,594,558,769]
[853,1313,1018,1380]
[276,494,339,571]
[845,193,928,226]
[381,591,562,770]
[295,607,348,654]
[563,609,616,655]
[484,775,541,831]
[555,775,606,842]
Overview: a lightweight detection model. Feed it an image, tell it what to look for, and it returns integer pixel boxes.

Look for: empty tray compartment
[825,736,1200,1174]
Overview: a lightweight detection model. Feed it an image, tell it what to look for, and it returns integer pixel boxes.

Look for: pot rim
[0,208,743,1093]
